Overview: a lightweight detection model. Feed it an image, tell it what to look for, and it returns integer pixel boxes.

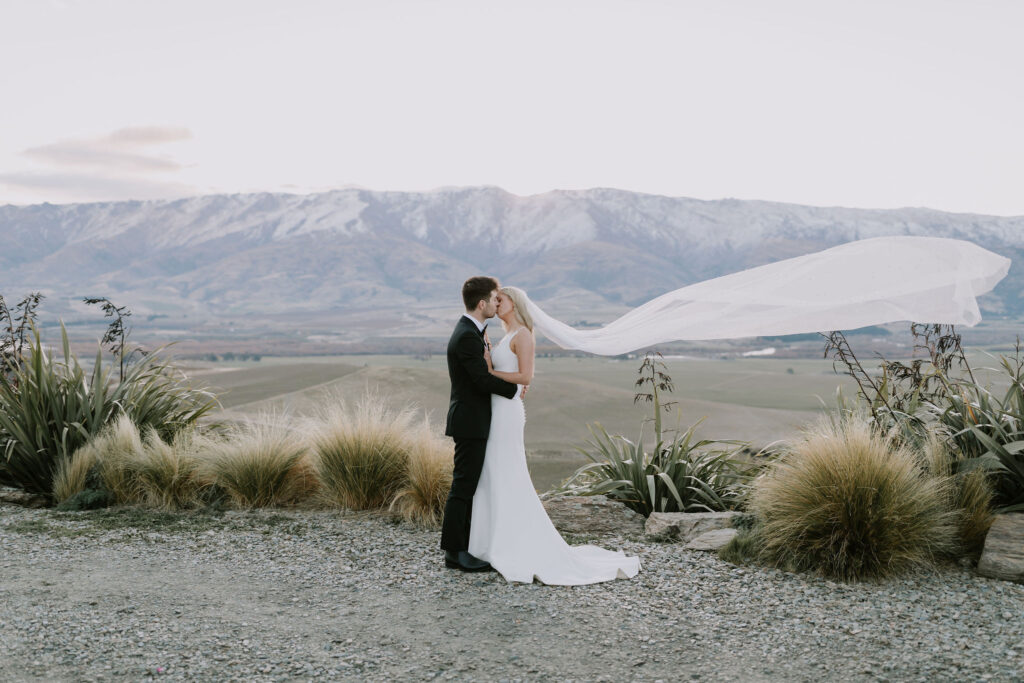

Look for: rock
[644,511,742,542]
[684,528,739,551]
[977,513,1024,584]
[0,487,49,508]
[542,495,645,536]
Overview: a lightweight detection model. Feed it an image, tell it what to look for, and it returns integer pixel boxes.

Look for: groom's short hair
[462,276,499,311]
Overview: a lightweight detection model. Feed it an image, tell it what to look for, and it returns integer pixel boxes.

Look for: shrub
[0,323,219,501]
[552,419,754,516]
[309,394,416,510]
[201,417,316,508]
[824,325,1023,513]
[750,414,958,581]
[389,421,453,528]
[933,351,1024,512]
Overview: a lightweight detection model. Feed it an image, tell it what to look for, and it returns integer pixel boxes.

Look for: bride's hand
[483,344,493,370]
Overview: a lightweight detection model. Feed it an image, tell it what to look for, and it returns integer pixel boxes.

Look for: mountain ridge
[2,187,1022,334]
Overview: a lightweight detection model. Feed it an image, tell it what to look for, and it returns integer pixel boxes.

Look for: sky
[1,0,1022,215]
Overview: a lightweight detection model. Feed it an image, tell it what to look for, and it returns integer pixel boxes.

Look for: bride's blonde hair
[500,286,534,332]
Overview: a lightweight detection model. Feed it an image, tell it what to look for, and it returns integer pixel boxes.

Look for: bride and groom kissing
[439,276,642,586]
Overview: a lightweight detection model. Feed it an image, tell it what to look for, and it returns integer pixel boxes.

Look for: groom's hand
[520,384,529,399]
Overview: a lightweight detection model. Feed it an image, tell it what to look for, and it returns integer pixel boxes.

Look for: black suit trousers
[439,437,487,552]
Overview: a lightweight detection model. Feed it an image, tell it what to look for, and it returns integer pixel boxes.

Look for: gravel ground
[1,503,1022,683]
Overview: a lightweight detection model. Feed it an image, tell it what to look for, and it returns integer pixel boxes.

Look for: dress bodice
[492,328,520,373]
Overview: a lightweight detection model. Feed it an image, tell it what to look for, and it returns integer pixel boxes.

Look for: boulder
[0,487,48,508]
[978,513,1024,584]
[684,528,739,551]
[542,495,645,536]
[644,511,742,542]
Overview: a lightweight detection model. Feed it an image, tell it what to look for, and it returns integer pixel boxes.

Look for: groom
[440,276,522,572]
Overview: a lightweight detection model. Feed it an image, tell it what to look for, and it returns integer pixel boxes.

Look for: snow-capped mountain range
[2,187,1023,329]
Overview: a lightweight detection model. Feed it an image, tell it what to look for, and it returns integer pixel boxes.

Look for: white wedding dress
[467,328,642,585]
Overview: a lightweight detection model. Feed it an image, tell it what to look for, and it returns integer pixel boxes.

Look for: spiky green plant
[551,419,753,517]
[0,322,220,502]
[931,350,1024,512]
[750,414,959,581]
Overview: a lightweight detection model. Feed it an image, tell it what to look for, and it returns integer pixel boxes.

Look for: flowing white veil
[520,236,1011,356]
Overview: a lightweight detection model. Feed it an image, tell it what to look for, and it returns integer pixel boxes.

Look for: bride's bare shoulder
[510,328,535,353]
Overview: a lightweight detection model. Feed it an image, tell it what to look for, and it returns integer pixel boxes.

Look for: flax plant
[0,322,219,501]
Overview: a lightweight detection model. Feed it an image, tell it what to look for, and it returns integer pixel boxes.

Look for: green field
[186,352,875,491]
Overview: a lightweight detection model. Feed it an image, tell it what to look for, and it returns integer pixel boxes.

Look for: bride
[467,286,642,585]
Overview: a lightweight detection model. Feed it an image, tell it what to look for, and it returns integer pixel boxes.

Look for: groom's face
[480,289,499,318]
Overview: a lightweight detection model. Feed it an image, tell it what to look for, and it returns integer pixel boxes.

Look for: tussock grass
[954,468,995,556]
[718,527,763,566]
[133,426,206,510]
[53,413,145,505]
[309,393,416,510]
[914,430,995,557]
[53,442,99,504]
[750,414,959,581]
[201,416,317,508]
[389,421,453,528]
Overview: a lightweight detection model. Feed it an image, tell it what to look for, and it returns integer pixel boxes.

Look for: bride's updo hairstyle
[500,286,534,333]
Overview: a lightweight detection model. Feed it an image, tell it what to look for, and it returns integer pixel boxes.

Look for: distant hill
[2,187,1022,340]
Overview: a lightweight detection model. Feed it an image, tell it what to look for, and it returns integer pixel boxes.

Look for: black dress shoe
[442,550,492,572]
[457,551,492,572]
[444,550,461,569]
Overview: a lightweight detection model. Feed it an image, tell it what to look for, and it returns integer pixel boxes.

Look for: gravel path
[1,503,1022,682]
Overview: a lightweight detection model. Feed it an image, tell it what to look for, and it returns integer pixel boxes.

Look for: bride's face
[496,292,514,321]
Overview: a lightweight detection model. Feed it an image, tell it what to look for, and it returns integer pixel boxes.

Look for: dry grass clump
[54,394,457,519]
[201,417,317,508]
[309,393,417,510]
[750,415,959,581]
[133,426,207,510]
[954,468,996,556]
[53,413,145,505]
[53,442,100,504]
[915,430,995,557]
[55,413,211,510]
[389,421,454,528]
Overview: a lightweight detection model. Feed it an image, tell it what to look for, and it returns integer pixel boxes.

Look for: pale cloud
[0,171,197,203]
[3,126,196,203]
[105,126,192,146]
[21,126,192,173]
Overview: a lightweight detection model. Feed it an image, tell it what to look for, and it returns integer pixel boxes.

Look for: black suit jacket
[445,316,518,439]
